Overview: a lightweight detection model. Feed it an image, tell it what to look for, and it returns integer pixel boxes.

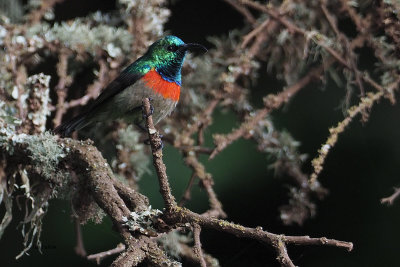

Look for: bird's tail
[53,113,89,137]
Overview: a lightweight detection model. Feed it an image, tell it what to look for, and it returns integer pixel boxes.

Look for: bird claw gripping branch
[142,97,154,119]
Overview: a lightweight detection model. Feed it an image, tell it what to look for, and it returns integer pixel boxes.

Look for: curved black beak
[180,43,208,54]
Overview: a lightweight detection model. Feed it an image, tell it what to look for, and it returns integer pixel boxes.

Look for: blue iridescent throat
[155,52,186,86]
[157,68,182,85]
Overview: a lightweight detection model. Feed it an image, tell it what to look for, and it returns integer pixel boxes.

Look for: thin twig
[309,90,384,185]
[275,237,295,267]
[171,206,354,252]
[175,97,226,217]
[241,0,351,68]
[193,224,207,267]
[185,154,226,217]
[87,243,126,265]
[222,0,256,25]
[178,172,196,206]
[53,49,71,127]
[241,19,272,48]
[210,64,325,159]
[143,98,176,211]
[74,219,87,257]
[310,76,399,184]
[381,187,400,205]
[321,1,365,97]
[64,59,108,109]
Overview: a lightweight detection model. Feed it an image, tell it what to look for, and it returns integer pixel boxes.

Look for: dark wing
[87,68,143,112]
[54,66,143,137]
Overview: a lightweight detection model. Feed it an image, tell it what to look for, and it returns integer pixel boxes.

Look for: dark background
[2,0,400,266]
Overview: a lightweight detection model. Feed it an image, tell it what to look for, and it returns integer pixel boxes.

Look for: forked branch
[142,98,353,266]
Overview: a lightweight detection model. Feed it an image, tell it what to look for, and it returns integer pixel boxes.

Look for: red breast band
[142,69,180,101]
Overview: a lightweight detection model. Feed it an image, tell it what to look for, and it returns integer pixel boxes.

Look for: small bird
[54,35,207,137]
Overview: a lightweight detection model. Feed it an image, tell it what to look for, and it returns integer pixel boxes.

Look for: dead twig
[210,64,325,159]
[178,172,196,206]
[222,0,256,25]
[241,0,352,69]
[74,219,87,257]
[310,75,399,184]
[381,187,400,205]
[193,224,207,267]
[64,58,108,110]
[87,243,126,265]
[241,19,272,49]
[53,49,72,127]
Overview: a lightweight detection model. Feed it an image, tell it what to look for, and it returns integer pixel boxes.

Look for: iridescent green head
[143,35,207,85]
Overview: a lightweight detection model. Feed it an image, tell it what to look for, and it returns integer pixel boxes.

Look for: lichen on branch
[1,0,400,266]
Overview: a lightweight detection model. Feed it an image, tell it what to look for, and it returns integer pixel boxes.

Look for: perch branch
[142,98,353,266]
[143,98,176,212]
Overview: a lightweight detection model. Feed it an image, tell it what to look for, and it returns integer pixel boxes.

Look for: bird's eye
[166,45,178,52]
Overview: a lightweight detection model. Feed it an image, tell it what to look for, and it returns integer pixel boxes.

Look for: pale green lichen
[254,118,307,172]
[115,125,150,180]
[118,0,170,41]
[0,184,13,240]
[27,19,132,58]
[123,206,162,235]
[0,118,65,181]
[25,132,65,180]
[26,73,51,133]
[157,230,192,260]
[0,0,23,22]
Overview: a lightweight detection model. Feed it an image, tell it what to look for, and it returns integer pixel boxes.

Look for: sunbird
[54,35,207,136]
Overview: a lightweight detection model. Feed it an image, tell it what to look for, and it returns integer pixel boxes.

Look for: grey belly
[91,80,177,125]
